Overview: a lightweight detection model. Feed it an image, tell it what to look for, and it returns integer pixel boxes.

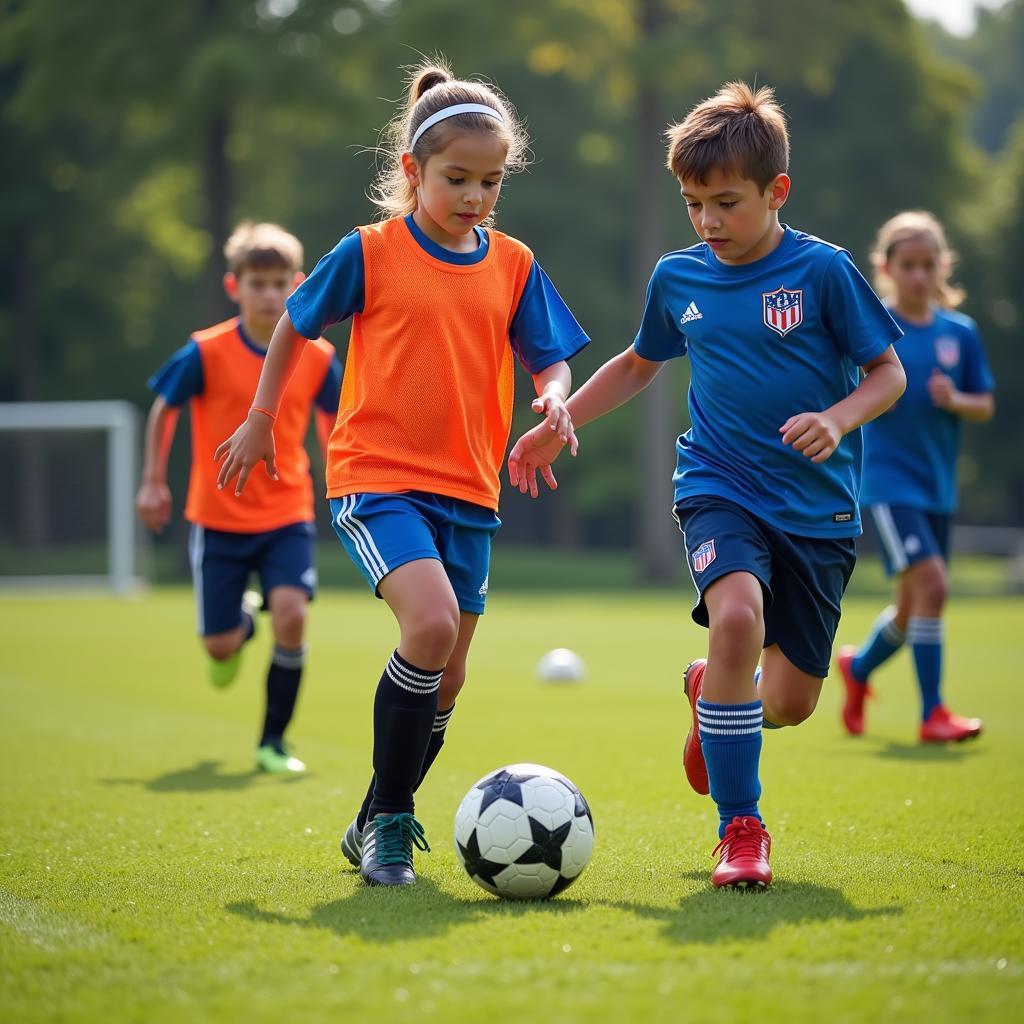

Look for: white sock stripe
[870,504,909,572]
[335,495,388,581]
[696,702,762,717]
[698,725,763,736]
[272,645,307,669]
[388,657,443,688]
[388,655,443,682]
[881,620,906,644]
[698,715,764,729]
[188,525,206,635]
[385,664,440,694]
[434,708,455,724]
[907,620,944,643]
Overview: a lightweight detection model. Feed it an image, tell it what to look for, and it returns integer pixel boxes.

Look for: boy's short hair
[665,82,789,192]
[223,221,303,276]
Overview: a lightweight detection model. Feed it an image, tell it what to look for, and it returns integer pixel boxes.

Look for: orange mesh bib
[325,218,533,510]
[185,318,335,532]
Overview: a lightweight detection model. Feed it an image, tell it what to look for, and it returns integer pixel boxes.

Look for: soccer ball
[536,647,585,683]
[454,763,595,899]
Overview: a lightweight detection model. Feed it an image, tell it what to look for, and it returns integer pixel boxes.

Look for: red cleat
[920,705,983,743]
[711,816,772,888]
[683,660,710,795]
[836,645,872,736]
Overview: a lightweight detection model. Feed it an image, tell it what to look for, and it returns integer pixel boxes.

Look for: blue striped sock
[907,617,943,719]
[851,607,905,683]
[697,698,763,838]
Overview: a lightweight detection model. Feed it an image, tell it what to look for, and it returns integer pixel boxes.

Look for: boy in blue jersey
[509,82,906,888]
[837,211,995,743]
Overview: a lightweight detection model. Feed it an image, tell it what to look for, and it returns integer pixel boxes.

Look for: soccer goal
[0,401,146,592]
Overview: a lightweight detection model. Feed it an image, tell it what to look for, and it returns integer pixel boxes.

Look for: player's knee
[404,607,460,666]
[203,634,238,661]
[271,599,307,644]
[767,688,818,726]
[710,600,764,653]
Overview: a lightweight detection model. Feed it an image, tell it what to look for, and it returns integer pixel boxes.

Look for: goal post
[0,401,146,592]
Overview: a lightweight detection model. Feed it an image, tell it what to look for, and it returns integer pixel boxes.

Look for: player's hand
[135,480,172,533]
[780,411,842,463]
[927,369,958,411]
[214,411,278,496]
[508,421,576,499]
[531,392,578,451]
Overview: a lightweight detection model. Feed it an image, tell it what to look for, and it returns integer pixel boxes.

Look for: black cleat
[360,812,429,887]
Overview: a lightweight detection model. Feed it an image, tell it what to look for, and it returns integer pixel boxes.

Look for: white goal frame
[0,401,145,592]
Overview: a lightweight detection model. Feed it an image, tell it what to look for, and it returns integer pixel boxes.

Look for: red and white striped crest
[692,539,716,573]
[762,286,803,337]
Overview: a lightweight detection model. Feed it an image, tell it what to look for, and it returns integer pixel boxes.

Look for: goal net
[0,401,146,591]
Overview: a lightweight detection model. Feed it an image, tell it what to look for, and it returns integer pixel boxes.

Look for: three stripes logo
[680,301,703,325]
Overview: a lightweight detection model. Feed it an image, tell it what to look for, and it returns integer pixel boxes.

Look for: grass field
[2,584,1023,1023]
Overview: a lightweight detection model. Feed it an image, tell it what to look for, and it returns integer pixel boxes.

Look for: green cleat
[255,742,307,774]
[206,590,260,689]
[207,651,242,689]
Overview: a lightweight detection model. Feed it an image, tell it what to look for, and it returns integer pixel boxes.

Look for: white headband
[410,103,503,149]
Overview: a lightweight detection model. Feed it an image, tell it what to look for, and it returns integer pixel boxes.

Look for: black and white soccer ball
[454,763,595,899]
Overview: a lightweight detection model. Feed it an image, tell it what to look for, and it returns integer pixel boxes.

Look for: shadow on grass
[871,739,984,762]
[100,760,304,793]
[600,877,900,945]
[226,876,587,943]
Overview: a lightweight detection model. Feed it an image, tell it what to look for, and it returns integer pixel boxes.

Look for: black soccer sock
[259,644,305,748]
[357,703,455,831]
[366,651,442,819]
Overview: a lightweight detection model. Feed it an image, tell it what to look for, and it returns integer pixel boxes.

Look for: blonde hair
[370,57,529,223]
[871,210,965,309]
[666,82,789,191]
[223,222,303,275]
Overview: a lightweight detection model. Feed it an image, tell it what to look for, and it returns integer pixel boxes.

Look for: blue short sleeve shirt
[634,226,903,538]
[861,308,994,513]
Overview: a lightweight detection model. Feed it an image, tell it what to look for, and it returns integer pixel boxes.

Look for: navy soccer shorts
[329,491,501,615]
[674,496,857,679]
[188,520,316,637]
[865,503,952,577]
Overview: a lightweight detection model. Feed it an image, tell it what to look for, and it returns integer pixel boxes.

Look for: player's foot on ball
[836,645,872,736]
[340,817,363,868]
[683,659,710,795]
[360,812,429,887]
[711,816,772,889]
[255,741,306,774]
[919,705,982,743]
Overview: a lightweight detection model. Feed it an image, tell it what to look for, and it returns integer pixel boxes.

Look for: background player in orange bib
[136,222,341,774]
[215,60,589,886]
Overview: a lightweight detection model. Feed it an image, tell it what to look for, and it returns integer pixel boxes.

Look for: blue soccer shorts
[329,491,501,615]
[188,520,316,637]
[866,503,952,577]
[674,495,857,679]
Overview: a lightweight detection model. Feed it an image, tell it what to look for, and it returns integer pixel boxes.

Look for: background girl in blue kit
[837,211,995,743]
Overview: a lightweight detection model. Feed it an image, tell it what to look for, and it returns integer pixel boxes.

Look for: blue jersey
[634,226,903,538]
[861,308,994,514]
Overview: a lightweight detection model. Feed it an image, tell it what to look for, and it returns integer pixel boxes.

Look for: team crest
[762,285,803,337]
[691,539,716,573]
[935,335,960,369]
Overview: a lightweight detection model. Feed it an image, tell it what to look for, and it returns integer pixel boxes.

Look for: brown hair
[223,222,303,276]
[870,210,965,309]
[665,82,789,192]
[370,56,529,222]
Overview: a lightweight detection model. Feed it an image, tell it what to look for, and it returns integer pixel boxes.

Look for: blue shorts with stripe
[674,495,857,679]
[188,521,316,636]
[330,492,501,615]
[866,504,951,577]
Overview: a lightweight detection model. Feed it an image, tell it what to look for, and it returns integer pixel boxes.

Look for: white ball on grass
[536,648,585,683]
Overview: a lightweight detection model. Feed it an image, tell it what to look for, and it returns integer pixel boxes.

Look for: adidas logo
[680,301,703,325]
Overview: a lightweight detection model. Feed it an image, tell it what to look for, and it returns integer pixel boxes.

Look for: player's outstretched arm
[780,345,906,464]
[214,312,305,495]
[136,396,179,533]
[530,360,578,451]
[508,345,663,498]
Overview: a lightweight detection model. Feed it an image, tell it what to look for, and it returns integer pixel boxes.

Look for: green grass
[2,586,1023,1023]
